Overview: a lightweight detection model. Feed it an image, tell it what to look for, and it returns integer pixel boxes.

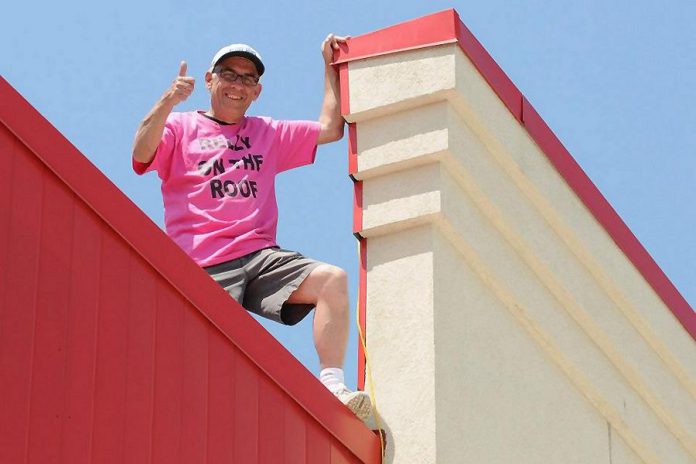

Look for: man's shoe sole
[342,392,372,421]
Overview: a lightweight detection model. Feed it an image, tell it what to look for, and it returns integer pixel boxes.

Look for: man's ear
[204,71,213,90]
[252,83,262,101]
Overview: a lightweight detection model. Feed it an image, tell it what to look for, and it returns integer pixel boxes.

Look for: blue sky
[2,1,694,388]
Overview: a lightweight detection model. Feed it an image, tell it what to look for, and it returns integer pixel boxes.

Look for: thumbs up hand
[166,60,195,105]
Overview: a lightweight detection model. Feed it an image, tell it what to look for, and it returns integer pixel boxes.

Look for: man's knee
[313,264,348,297]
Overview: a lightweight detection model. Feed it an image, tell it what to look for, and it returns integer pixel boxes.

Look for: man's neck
[204,110,244,125]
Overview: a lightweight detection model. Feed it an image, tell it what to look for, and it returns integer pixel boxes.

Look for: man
[132,35,372,421]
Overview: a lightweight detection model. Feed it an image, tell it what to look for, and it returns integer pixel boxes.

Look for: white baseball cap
[210,43,265,76]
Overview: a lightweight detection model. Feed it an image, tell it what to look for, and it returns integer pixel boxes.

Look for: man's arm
[133,61,195,163]
[317,34,349,145]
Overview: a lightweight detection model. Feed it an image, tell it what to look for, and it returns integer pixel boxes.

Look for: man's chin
[214,100,246,112]
[224,99,249,110]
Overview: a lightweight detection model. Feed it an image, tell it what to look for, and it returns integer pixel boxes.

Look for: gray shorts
[203,247,323,325]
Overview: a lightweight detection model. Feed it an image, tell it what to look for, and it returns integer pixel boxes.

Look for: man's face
[205,56,262,118]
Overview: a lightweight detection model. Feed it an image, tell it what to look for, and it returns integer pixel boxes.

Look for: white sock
[320,367,345,393]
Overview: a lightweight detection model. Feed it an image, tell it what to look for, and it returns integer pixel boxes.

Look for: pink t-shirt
[133,111,321,267]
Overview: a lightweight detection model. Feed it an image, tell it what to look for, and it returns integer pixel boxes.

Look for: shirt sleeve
[131,114,178,181]
[275,119,322,173]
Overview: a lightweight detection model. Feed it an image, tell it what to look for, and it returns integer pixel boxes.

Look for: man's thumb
[178,61,187,77]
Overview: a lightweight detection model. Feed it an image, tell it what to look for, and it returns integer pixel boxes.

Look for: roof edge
[333,9,459,66]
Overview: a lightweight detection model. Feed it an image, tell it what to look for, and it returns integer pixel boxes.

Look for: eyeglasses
[214,67,260,86]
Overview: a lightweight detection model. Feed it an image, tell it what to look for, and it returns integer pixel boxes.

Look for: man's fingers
[166,63,194,105]
[175,80,195,96]
[175,82,193,91]
[324,34,350,49]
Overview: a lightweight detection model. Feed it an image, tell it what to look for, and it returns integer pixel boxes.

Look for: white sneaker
[333,384,372,421]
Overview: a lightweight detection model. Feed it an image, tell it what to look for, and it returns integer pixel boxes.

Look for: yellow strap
[356,240,385,456]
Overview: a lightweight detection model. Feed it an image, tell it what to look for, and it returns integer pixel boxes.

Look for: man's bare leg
[287,264,349,369]
[287,264,372,420]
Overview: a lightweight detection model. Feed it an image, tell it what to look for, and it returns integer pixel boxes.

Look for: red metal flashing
[353,179,364,237]
[338,11,694,341]
[338,54,367,391]
[333,9,459,66]
[348,123,358,177]
[0,76,381,463]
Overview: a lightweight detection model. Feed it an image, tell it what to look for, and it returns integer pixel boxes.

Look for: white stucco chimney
[337,10,696,464]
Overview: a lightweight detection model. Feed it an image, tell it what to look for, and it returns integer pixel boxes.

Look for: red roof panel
[0,76,381,464]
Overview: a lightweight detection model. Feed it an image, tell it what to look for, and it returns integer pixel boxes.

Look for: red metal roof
[0,76,381,463]
[337,10,695,373]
